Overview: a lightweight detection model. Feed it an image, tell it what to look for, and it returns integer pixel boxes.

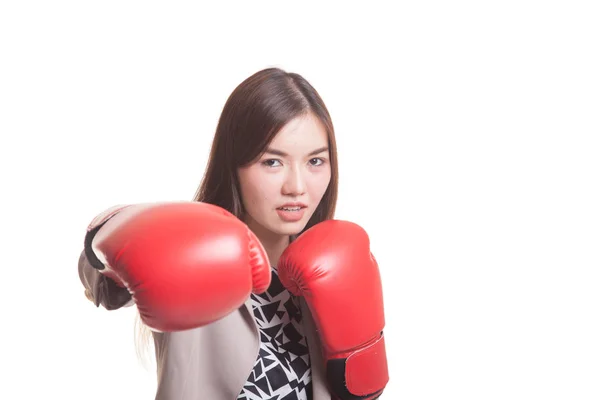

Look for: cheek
[238,170,260,207]
[256,173,282,195]
[308,170,332,199]
[239,169,281,209]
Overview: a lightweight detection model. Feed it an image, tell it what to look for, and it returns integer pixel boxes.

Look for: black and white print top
[237,268,313,400]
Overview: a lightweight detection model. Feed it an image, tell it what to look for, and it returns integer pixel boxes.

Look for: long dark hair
[135,67,339,364]
[193,67,339,233]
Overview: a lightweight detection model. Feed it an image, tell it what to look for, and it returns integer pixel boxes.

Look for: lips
[278,206,302,211]
[276,202,308,222]
[276,202,307,211]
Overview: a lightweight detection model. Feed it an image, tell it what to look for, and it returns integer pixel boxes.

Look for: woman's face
[238,112,332,238]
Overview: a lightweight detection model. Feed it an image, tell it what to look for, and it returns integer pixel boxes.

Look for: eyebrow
[264,146,329,157]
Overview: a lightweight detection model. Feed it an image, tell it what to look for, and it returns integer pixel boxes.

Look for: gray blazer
[78,251,333,400]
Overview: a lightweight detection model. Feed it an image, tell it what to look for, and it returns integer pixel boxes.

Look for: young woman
[78,67,387,400]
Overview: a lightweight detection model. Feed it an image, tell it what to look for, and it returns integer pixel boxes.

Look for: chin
[269,220,309,236]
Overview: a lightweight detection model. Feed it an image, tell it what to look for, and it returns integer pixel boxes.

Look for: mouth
[276,203,308,211]
[277,206,303,211]
[275,203,308,222]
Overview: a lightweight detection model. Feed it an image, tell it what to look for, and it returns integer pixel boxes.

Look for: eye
[309,158,325,166]
[262,159,282,168]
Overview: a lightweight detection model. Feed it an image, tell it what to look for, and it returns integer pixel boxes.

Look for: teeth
[280,207,301,211]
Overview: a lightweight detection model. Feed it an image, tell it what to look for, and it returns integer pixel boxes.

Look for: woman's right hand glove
[83,201,271,332]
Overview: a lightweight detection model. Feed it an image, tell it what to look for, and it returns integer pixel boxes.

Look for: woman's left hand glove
[278,220,389,400]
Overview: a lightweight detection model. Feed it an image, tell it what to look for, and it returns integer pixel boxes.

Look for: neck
[259,233,290,270]
[243,217,290,269]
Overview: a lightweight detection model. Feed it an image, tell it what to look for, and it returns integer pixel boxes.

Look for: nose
[282,165,307,196]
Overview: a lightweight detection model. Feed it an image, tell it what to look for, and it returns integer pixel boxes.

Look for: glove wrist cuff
[326,332,389,399]
[346,332,388,395]
[84,204,131,271]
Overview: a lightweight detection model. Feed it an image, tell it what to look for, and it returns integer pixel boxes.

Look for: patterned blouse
[237,268,313,400]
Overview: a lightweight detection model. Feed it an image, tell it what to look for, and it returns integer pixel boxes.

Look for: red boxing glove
[278,220,388,399]
[84,201,271,332]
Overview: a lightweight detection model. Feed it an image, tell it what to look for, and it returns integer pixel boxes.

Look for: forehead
[269,113,328,151]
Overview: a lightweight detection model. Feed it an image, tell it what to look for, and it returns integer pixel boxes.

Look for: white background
[1,1,599,399]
